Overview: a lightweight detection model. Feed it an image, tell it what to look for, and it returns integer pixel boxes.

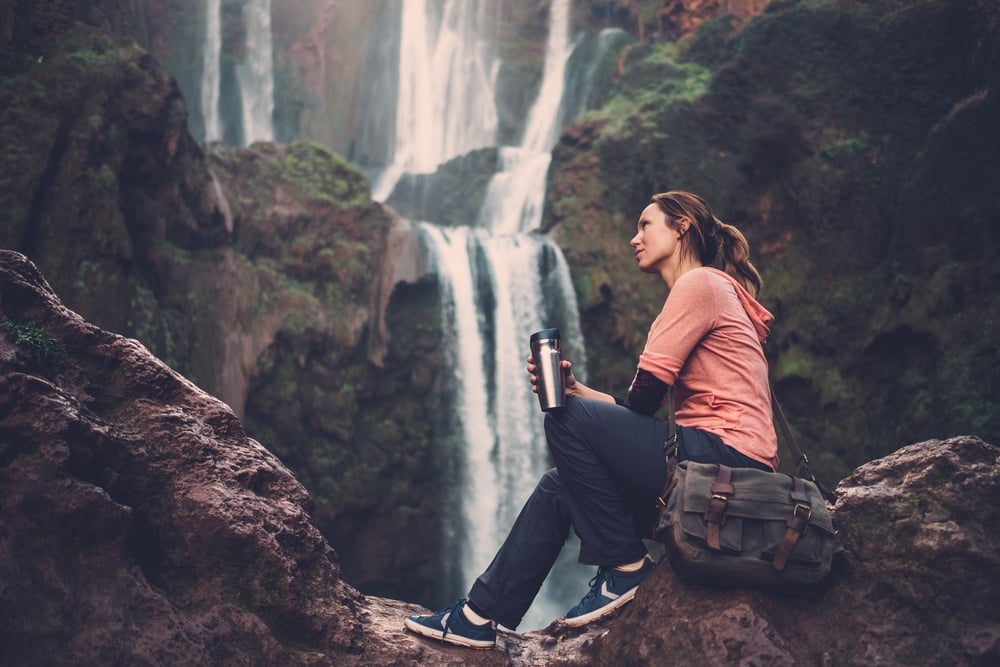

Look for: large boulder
[0,250,361,664]
[2,250,997,665]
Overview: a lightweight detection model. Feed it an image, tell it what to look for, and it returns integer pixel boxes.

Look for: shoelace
[440,598,469,641]
[579,567,611,605]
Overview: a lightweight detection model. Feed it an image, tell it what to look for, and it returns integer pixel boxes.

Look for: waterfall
[235,0,275,144]
[199,0,274,145]
[419,224,500,577]
[381,0,593,630]
[371,0,499,201]
[519,0,572,154]
[471,0,589,628]
[200,0,221,142]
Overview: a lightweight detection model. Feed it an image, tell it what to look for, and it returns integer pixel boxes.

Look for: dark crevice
[132,514,167,589]
[20,113,79,259]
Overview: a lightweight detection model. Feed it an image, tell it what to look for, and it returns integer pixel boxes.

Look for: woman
[405,191,779,648]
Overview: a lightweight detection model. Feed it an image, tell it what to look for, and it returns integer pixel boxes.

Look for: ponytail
[716,219,763,298]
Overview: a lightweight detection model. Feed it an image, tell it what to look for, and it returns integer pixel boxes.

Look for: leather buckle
[786,503,812,535]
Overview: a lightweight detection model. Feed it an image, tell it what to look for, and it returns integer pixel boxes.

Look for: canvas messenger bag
[652,388,842,591]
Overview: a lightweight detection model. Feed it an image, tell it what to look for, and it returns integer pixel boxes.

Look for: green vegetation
[280,142,370,209]
[58,29,145,79]
[819,135,872,160]
[1,320,66,364]
[582,42,711,136]
[66,33,119,68]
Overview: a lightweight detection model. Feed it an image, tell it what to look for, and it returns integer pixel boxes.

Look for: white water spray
[520,0,572,154]
[199,0,274,145]
[419,224,501,575]
[235,0,275,144]
[200,0,221,142]
[372,0,499,200]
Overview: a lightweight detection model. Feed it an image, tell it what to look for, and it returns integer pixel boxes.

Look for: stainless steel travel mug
[530,328,565,411]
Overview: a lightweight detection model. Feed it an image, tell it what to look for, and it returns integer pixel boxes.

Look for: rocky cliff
[2,249,997,665]
[0,9,455,607]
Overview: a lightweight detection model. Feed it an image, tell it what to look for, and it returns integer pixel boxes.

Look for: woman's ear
[676,217,691,238]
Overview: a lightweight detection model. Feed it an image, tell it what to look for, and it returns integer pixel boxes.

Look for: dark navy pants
[467,396,770,629]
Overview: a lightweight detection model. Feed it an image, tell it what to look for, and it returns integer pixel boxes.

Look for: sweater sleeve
[623,368,670,416]
[637,271,718,386]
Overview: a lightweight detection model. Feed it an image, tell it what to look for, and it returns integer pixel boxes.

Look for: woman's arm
[622,368,669,416]
[562,360,617,404]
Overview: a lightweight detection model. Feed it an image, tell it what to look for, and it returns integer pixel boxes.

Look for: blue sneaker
[565,556,656,627]
[404,599,497,649]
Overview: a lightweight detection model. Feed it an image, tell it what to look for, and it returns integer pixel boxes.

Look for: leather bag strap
[657,387,679,510]
[772,476,813,570]
[703,465,734,550]
[770,386,811,479]
[770,386,836,501]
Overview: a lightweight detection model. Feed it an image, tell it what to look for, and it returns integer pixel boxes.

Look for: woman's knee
[543,396,590,446]
[529,468,569,521]
[537,467,562,493]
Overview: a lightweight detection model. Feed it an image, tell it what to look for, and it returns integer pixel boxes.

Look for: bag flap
[677,461,835,533]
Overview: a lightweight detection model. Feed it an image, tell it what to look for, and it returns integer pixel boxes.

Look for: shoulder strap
[769,386,810,478]
[666,385,676,443]
[770,386,836,501]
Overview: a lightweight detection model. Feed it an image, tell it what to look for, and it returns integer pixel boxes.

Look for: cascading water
[379,0,594,630]
[200,0,221,142]
[200,0,274,145]
[419,224,499,581]
[470,0,590,629]
[190,0,615,631]
[235,0,275,143]
[371,0,499,201]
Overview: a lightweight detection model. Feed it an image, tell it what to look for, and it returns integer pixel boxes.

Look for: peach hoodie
[636,267,779,470]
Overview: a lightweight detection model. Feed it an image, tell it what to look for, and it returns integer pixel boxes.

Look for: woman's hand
[526,357,616,405]
[526,357,578,396]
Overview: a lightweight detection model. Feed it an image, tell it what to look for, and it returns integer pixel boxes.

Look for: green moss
[774,346,815,379]
[819,135,872,160]
[280,142,370,208]
[1,320,66,363]
[62,31,138,74]
[582,42,711,136]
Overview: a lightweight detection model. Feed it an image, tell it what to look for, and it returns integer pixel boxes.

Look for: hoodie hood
[707,268,773,344]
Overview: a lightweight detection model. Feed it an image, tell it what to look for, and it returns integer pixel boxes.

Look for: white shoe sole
[404,617,496,649]
[563,585,639,627]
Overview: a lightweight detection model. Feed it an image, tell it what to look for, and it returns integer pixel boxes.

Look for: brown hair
[649,191,763,297]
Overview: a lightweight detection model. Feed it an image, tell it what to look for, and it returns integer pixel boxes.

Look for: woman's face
[630,203,685,274]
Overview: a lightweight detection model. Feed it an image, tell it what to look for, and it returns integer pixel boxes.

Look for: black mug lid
[530,328,561,343]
